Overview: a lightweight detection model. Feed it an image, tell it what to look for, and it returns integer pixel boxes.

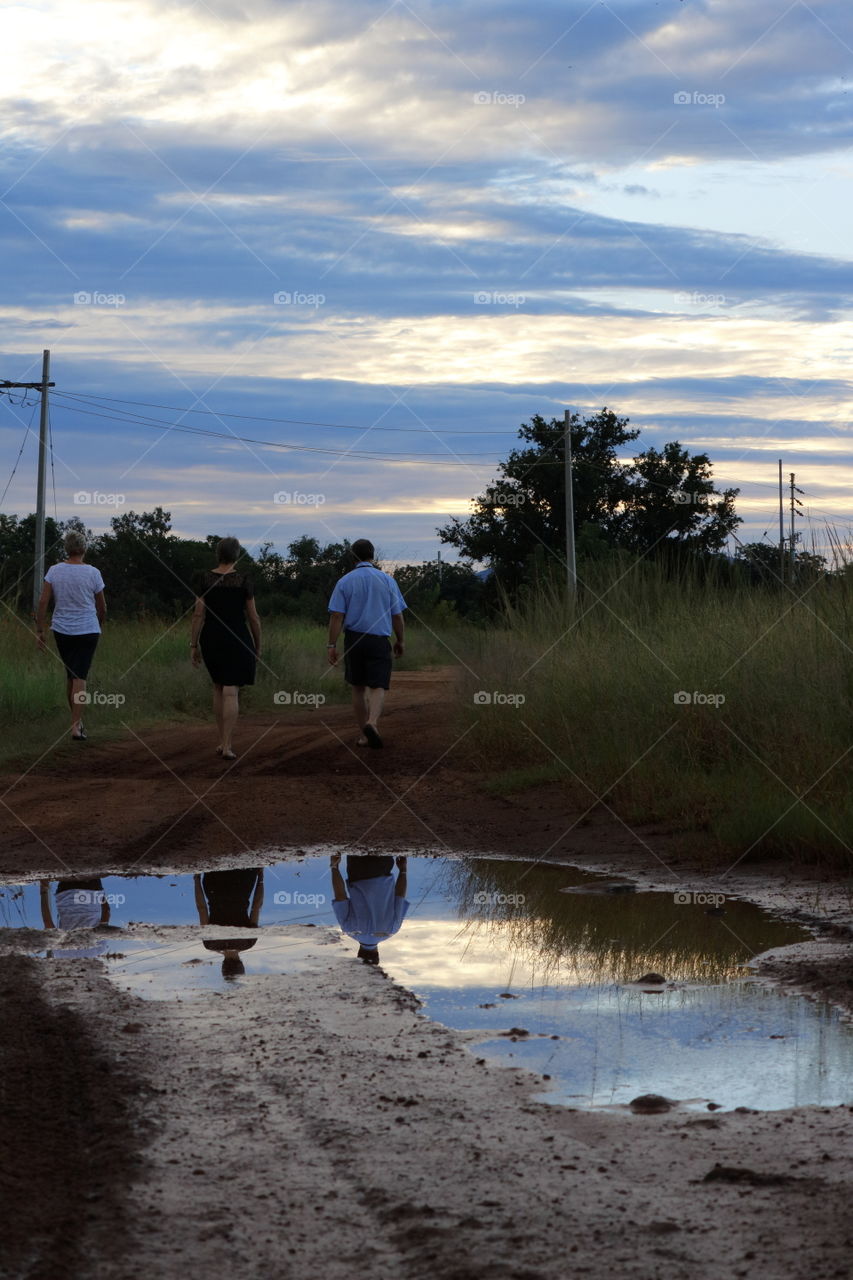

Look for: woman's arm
[35,583,52,650]
[39,880,55,929]
[249,870,265,926]
[246,597,261,657]
[94,590,106,625]
[190,598,205,667]
[193,873,209,924]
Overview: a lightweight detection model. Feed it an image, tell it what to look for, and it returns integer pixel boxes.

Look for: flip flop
[363,724,383,749]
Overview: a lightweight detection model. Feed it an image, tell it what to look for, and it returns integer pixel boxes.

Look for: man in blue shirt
[327,539,406,749]
[330,853,409,963]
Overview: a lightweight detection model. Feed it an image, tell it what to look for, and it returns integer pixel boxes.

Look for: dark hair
[221,956,245,979]
[217,536,241,564]
[357,944,380,965]
[351,539,375,563]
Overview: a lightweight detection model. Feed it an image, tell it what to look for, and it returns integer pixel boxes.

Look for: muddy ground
[2,667,853,1279]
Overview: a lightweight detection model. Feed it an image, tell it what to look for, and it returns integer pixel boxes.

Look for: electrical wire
[0,402,37,507]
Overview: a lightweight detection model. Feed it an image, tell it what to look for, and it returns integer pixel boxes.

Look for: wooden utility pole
[789,471,803,584]
[564,408,577,597]
[778,459,784,584]
[33,350,51,612]
[0,350,54,613]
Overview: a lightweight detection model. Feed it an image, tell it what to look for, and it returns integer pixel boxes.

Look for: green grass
[0,614,454,765]
[457,560,853,870]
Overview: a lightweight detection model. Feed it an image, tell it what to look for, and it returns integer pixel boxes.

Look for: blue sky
[2,0,852,564]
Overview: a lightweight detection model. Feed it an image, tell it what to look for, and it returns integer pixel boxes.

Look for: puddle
[2,855,851,1112]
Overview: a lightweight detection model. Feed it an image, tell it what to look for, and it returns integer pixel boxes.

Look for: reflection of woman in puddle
[330,854,409,964]
[194,868,263,978]
[39,878,111,959]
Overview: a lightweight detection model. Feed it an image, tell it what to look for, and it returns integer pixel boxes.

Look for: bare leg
[351,685,368,744]
[69,678,86,735]
[213,684,224,749]
[365,687,385,732]
[221,685,239,756]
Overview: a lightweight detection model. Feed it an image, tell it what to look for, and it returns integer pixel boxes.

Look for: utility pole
[564,407,577,598]
[778,459,784,584]
[789,471,803,584]
[0,350,54,614]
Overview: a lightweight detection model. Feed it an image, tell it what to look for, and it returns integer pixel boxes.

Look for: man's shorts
[343,630,392,689]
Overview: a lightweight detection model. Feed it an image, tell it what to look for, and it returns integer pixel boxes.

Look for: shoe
[221,749,237,761]
[363,724,383,749]
[71,724,87,741]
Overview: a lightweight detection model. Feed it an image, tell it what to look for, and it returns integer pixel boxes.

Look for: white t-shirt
[45,562,105,635]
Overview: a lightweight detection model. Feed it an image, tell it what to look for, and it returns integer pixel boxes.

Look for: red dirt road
[0,668,668,880]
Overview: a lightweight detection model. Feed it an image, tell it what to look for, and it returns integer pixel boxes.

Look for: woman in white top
[35,529,107,740]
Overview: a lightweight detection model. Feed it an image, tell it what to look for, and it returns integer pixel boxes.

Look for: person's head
[64,529,87,558]
[216,535,241,566]
[203,937,256,979]
[221,952,245,979]
[357,944,380,965]
[351,538,374,564]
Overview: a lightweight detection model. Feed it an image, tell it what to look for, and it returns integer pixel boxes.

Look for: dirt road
[0,668,670,880]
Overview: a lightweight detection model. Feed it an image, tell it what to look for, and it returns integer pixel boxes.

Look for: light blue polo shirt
[333,877,410,947]
[328,562,407,636]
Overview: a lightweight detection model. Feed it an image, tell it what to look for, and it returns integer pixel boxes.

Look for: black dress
[198,570,256,686]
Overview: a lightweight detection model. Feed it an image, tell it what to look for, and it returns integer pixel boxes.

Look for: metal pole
[32,349,50,614]
[789,472,796,584]
[564,407,577,597]
[778,459,784,584]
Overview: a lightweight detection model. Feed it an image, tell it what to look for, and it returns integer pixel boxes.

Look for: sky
[2,0,852,566]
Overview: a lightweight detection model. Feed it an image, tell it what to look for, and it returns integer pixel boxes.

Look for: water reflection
[330,854,409,964]
[193,868,263,978]
[2,854,851,1111]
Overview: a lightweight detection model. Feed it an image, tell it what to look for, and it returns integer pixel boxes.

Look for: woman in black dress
[191,536,261,760]
[193,868,264,978]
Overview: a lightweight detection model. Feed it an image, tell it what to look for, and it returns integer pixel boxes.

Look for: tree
[437,408,741,592]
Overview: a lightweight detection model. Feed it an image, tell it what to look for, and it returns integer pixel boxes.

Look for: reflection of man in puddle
[194,868,264,979]
[39,878,111,958]
[330,854,409,964]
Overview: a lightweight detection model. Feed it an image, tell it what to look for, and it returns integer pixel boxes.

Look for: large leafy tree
[437,409,740,590]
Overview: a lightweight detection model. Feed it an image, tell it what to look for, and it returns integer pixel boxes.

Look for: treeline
[0,509,487,621]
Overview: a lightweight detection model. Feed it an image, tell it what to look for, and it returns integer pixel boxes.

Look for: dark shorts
[346,855,394,881]
[53,630,99,680]
[343,630,392,690]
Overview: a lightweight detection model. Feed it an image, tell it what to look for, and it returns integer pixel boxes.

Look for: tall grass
[459,556,853,868]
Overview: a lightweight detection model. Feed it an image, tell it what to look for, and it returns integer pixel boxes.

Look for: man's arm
[330,853,348,901]
[193,874,210,925]
[395,856,408,898]
[39,880,54,929]
[391,611,405,658]
[328,611,345,665]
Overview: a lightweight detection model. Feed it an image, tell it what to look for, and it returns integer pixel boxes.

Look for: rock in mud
[629,1094,672,1114]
